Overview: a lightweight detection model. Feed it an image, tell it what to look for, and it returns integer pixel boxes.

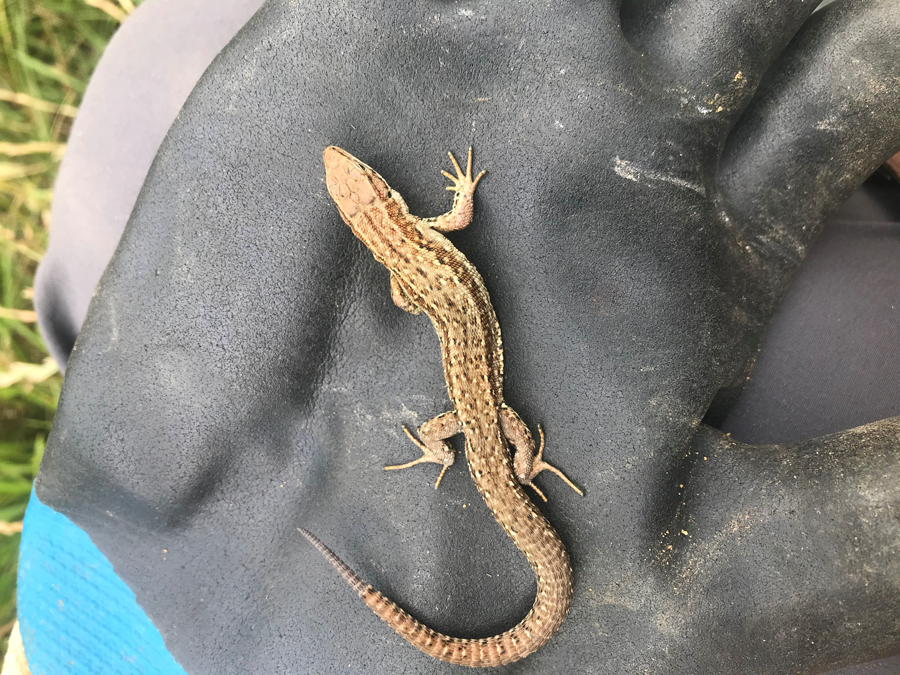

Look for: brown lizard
[298,145,582,667]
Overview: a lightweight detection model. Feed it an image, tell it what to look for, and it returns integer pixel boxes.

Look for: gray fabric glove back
[33,0,900,672]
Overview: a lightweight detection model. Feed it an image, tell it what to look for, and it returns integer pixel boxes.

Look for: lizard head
[323,146,407,226]
[323,146,416,273]
[323,146,382,223]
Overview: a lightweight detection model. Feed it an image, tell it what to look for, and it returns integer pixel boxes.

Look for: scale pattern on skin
[298,146,580,667]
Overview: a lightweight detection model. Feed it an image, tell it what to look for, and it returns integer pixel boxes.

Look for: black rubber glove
[36,0,900,672]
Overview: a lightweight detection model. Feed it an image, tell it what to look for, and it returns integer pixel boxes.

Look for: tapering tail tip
[298,528,369,594]
[297,526,566,666]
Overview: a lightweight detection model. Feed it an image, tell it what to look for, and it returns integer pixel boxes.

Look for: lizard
[298,145,582,667]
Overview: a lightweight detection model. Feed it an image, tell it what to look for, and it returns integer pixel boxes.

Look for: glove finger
[620,0,817,120]
[718,0,900,293]
[677,421,900,672]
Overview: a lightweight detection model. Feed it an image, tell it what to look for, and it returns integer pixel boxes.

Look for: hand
[37,1,900,673]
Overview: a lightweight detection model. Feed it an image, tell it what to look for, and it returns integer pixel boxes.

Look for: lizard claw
[443,147,487,194]
[523,481,549,503]
[384,426,454,489]
[518,425,584,499]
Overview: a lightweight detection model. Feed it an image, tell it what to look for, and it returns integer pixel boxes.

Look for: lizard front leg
[419,147,486,233]
[390,274,422,314]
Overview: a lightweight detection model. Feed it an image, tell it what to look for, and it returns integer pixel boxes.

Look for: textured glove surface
[36,0,900,673]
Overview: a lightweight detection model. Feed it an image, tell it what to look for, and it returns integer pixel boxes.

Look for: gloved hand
[32,0,900,673]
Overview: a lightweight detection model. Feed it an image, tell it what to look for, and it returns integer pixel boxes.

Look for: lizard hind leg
[384,412,460,489]
[528,425,584,498]
[499,405,583,500]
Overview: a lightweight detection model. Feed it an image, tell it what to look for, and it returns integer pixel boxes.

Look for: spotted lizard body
[299,145,581,667]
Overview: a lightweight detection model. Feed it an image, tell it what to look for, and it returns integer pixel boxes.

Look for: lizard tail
[298,523,571,667]
[297,528,368,594]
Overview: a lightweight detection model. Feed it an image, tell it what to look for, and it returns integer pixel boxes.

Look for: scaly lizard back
[299,145,579,667]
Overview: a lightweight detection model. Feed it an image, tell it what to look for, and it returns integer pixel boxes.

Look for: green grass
[0,0,141,657]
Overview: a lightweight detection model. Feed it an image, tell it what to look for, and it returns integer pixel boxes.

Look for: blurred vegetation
[0,0,141,656]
